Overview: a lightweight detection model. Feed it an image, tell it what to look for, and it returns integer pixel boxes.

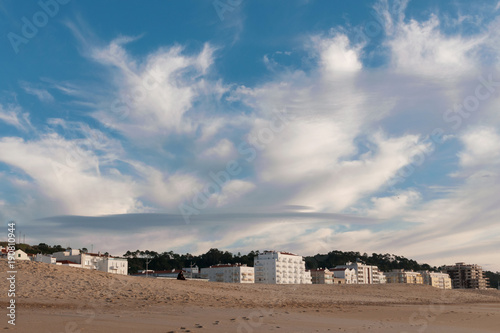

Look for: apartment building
[384,269,423,285]
[201,264,254,283]
[376,271,387,284]
[334,261,381,284]
[330,267,357,284]
[419,271,452,289]
[254,251,312,284]
[309,268,334,284]
[442,263,489,289]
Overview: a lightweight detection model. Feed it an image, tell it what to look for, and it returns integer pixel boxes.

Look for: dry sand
[1,259,500,332]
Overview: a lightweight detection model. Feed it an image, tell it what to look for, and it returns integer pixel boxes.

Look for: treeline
[123,248,259,274]
[305,251,436,272]
[0,242,66,255]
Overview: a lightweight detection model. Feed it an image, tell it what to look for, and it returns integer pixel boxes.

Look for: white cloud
[0,131,140,216]
[458,127,500,171]
[368,190,421,219]
[19,81,54,103]
[0,103,33,132]
[375,2,487,77]
[312,33,363,74]
[131,161,203,209]
[91,39,219,139]
[212,179,256,207]
[201,138,237,160]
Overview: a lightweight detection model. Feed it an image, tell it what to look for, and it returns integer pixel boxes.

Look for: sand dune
[2,259,499,332]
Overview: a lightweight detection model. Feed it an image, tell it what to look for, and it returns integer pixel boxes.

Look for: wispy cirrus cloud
[0,103,33,132]
[19,81,54,103]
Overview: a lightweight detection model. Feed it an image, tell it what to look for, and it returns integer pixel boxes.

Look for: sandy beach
[2,260,500,332]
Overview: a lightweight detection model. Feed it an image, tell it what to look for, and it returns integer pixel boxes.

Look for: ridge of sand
[2,259,499,332]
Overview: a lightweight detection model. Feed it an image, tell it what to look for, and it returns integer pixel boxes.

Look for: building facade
[330,267,358,284]
[309,268,334,284]
[419,271,452,289]
[52,249,128,275]
[442,263,488,289]
[334,262,381,284]
[14,249,30,261]
[201,264,254,283]
[34,253,56,264]
[254,251,312,284]
[384,269,423,285]
[376,271,387,284]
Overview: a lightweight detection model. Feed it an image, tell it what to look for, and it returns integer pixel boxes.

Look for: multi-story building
[201,264,254,283]
[52,249,128,275]
[384,269,423,285]
[309,268,334,284]
[334,261,381,284]
[442,263,489,289]
[330,267,357,284]
[419,271,452,289]
[254,251,312,284]
[376,271,387,284]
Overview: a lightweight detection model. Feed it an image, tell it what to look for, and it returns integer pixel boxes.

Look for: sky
[1,0,500,271]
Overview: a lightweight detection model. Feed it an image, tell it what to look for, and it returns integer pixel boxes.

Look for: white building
[34,253,56,264]
[201,264,254,283]
[330,267,358,284]
[52,249,128,275]
[254,251,312,284]
[376,271,387,284]
[14,249,30,261]
[335,261,381,284]
[56,259,81,268]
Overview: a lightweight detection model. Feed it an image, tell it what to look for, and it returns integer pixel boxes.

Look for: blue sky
[1,0,500,271]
